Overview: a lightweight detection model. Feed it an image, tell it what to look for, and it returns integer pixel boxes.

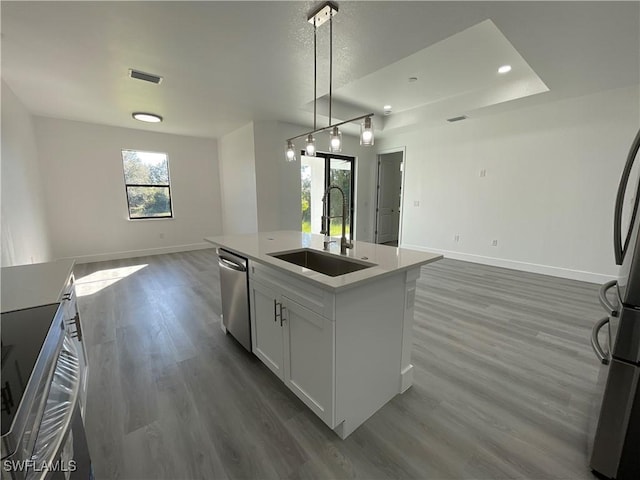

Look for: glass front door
[301,152,355,240]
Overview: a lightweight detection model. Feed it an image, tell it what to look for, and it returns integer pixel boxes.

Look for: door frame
[301,151,356,239]
[375,147,406,245]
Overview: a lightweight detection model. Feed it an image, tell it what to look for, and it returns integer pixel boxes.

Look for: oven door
[2,334,91,480]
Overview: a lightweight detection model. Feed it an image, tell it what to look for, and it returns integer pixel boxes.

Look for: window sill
[127,216,174,222]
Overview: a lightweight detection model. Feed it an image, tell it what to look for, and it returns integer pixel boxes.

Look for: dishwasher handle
[218,257,247,272]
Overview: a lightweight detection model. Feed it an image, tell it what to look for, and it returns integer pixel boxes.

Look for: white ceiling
[2,1,638,140]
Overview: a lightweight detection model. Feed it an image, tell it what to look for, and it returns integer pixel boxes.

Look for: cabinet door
[282,296,335,427]
[62,289,89,420]
[250,280,284,379]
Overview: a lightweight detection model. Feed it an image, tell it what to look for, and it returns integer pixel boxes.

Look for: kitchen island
[205,231,442,438]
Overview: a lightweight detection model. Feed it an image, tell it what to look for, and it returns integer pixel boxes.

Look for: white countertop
[1,259,75,313]
[205,231,443,291]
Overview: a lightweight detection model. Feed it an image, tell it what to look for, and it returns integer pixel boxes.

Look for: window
[121,149,173,219]
[301,152,355,240]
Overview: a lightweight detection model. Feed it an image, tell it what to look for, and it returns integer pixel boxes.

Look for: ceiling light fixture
[285,1,374,162]
[498,65,512,74]
[360,116,374,145]
[383,105,392,116]
[305,134,316,156]
[132,112,163,123]
[286,140,296,162]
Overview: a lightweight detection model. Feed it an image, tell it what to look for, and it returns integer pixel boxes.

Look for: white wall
[34,117,222,262]
[1,81,52,266]
[253,120,284,232]
[378,85,640,283]
[218,122,259,235]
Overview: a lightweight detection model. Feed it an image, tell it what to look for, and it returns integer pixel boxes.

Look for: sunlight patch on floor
[75,264,147,296]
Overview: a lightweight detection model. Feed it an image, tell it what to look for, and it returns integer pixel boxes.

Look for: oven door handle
[28,334,81,479]
[591,317,611,365]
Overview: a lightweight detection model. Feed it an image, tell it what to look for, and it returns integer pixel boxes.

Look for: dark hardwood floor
[74,249,604,479]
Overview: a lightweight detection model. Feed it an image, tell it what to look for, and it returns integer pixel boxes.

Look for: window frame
[121,149,174,220]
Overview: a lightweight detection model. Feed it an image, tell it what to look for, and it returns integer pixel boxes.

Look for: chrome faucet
[320,185,353,254]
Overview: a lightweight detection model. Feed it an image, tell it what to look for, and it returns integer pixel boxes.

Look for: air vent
[446,115,467,123]
[128,69,163,85]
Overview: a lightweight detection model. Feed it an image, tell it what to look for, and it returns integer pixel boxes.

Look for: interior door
[376,154,402,244]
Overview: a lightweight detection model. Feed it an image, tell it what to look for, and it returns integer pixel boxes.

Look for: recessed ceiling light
[498,65,512,74]
[383,105,392,115]
[408,76,418,83]
[132,112,163,123]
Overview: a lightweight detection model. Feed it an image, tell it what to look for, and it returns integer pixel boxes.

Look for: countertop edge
[205,234,443,292]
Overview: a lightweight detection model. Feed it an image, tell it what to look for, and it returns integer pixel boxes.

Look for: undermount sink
[268,248,376,277]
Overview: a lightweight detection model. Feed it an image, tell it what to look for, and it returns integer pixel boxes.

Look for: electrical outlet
[480,169,487,177]
[491,239,498,246]
[414,200,420,207]
[454,234,460,243]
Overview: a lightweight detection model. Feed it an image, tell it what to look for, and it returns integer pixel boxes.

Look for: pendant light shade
[329,126,342,153]
[305,134,317,156]
[286,140,296,162]
[360,117,374,146]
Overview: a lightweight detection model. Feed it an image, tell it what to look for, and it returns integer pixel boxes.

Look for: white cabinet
[250,280,284,379]
[250,278,335,427]
[248,260,420,439]
[282,297,334,426]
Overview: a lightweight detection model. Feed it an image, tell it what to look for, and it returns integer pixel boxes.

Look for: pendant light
[329,126,342,152]
[360,116,374,146]
[286,140,296,162]
[285,1,375,160]
[305,134,316,156]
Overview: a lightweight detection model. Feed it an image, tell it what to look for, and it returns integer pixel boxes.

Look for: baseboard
[402,244,617,284]
[65,242,214,264]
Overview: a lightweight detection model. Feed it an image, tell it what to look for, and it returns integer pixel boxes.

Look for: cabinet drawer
[249,261,335,320]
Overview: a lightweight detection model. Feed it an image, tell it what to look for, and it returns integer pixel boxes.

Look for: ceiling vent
[446,115,467,123]
[128,69,163,85]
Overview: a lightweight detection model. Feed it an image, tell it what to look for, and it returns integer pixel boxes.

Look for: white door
[376,153,403,244]
[250,280,284,379]
[282,296,335,427]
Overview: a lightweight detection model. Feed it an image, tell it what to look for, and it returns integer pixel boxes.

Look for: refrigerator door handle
[613,128,640,265]
[598,280,619,317]
[591,317,611,365]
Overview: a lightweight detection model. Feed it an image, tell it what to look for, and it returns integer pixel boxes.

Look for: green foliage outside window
[122,150,173,219]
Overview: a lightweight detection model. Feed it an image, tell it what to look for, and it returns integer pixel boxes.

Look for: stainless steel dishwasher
[217,248,251,351]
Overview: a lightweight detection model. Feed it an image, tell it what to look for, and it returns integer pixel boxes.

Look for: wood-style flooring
[74,249,604,479]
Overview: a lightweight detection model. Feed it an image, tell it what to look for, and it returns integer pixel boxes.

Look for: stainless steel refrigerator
[589,129,640,479]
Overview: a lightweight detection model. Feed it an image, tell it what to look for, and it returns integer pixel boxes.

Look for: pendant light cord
[313,20,317,131]
[329,13,332,126]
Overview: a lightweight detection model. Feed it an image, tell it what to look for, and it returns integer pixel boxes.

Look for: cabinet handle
[66,313,83,342]
[274,300,281,323]
[280,306,286,326]
[1,381,14,415]
[62,293,72,301]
